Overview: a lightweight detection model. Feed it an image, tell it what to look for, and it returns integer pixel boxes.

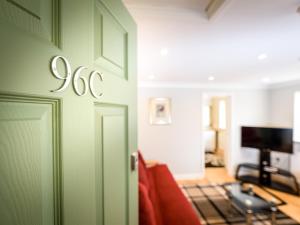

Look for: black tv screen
[241,126,293,154]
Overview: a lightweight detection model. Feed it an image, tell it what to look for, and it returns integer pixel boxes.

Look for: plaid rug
[181,184,300,225]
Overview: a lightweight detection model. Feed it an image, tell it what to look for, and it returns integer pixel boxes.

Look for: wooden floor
[177,168,300,223]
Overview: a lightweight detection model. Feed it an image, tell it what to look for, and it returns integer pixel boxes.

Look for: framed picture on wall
[149,98,172,125]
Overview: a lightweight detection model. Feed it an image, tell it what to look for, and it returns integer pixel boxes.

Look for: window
[294,92,300,142]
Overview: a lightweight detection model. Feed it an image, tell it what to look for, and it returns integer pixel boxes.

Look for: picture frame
[149,98,172,125]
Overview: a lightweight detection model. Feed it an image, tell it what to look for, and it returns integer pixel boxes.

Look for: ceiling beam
[205,0,227,19]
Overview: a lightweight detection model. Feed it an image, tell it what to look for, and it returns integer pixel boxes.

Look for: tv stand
[236,149,300,196]
[259,149,272,185]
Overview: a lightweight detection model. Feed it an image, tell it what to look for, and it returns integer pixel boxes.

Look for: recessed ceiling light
[258,53,268,61]
[160,48,169,56]
[261,77,271,83]
[148,75,155,80]
[208,76,215,81]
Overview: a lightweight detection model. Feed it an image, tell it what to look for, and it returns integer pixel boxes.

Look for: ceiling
[123,0,300,88]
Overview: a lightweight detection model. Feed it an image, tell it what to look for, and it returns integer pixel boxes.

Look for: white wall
[138,88,203,178]
[269,83,300,180]
[138,87,270,178]
[230,90,270,173]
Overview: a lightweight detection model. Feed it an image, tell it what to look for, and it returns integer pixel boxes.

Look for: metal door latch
[131,152,138,171]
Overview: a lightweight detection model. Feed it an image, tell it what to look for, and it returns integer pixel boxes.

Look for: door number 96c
[50,56,104,99]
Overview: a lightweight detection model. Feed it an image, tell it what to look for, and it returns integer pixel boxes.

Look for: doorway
[202,93,232,173]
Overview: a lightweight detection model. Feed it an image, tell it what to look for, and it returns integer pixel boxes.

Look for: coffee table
[223,182,285,225]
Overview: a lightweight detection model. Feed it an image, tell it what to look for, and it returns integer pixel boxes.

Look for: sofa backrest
[138,151,163,225]
[139,182,157,225]
[138,151,150,190]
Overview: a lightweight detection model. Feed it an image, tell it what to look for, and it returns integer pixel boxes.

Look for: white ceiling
[123,0,300,88]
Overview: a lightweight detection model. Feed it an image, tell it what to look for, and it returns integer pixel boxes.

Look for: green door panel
[0,0,137,224]
[94,0,129,79]
[0,0,60,46]
[95,104,129,225]
[0,95,62,225]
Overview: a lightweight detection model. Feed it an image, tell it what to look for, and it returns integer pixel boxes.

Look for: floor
[177,168,300,223]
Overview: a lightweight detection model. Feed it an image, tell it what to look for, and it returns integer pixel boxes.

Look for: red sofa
[138,152,201,225]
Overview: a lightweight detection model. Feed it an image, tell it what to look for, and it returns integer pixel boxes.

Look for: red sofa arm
[148,165,201,225]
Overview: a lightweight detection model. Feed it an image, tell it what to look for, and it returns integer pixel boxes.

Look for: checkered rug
[181,184,299,225]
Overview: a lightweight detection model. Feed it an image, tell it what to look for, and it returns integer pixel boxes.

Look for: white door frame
[201,92,234,177]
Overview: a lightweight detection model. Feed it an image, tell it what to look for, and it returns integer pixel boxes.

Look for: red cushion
[138,152,200,225]
[147,171,164,225]
[148,165,201,225]
[138,151,163,225]
[139,182,157,225]
[138,151,150,189]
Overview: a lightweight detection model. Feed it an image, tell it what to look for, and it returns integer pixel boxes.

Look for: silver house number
[50,56,104,99]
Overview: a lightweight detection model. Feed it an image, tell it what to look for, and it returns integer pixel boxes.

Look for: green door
[0,0,137,225]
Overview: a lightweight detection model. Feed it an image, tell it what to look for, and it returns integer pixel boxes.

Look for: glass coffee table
[223,182,285,225]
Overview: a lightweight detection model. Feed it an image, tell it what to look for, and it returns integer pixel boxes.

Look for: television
[241,126,293,154]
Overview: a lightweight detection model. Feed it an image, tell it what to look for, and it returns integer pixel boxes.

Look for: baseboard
[174,173,204,180]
